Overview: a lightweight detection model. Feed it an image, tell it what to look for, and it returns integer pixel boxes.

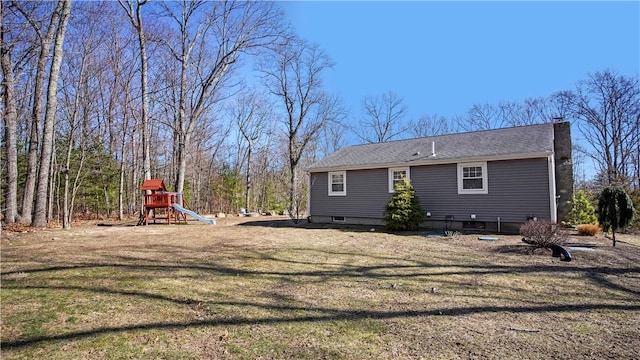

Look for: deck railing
[144,192,183,208]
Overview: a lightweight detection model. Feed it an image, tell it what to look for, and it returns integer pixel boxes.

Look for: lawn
[1,217,639,359]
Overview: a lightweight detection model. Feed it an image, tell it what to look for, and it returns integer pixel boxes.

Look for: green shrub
[576,224,601,236]
[384,179,424,231]
[519,220,567,248]
[597,186,636,246]
[566,190,597,226]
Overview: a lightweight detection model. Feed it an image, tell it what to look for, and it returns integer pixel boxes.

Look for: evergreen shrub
[384,179,424,231]
[597,186,636,246]
[566,190,598,226]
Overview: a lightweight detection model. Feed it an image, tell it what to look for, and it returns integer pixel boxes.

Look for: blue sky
[282,1,640,124]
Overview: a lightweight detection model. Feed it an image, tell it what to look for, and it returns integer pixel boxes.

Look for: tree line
[2,1,639,228]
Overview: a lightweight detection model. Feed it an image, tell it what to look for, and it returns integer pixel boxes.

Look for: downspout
[307,172,312,222]
[548,155,558,223]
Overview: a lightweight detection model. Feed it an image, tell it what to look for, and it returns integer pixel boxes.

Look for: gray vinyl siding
[411,158,551,223]
[310,168,390,219]
[309,158,551,223]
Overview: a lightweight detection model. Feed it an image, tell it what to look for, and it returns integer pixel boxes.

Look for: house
[306,122,574,233]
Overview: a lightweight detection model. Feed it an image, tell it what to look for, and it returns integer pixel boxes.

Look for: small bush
[576,224,601,236]
[519,220,567,248]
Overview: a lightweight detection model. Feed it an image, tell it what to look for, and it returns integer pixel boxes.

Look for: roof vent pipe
[430,141,436,157]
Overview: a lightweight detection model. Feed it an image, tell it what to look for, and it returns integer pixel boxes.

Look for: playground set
[140,179,215,225]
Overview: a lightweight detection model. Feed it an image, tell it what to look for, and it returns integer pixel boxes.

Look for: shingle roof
[307,123,556,172]
[141,179,167,191]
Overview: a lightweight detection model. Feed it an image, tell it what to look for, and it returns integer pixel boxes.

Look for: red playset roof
[141,179,167,192]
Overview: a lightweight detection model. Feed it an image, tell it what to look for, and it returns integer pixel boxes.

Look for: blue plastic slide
[172,203,216,225]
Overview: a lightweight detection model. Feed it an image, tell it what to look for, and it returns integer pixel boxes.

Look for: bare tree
[101,4,137,220]
[316,119,347,158]
[235,92,269,212]
[1,0,18,223]
[356,91,408,143]
[58,47,85,229]
[559,70,640,186]
[118,0,151,183]
[57,3,105,229]
[251,122,282,213]
[158,0,285,195]
[409,114,450,138]
[512,97,551,126]
[457,97,557,132]
[32,0,71,227]
[456,102,506,132]
[496,101,522,126]
[12,1,64,224]
[259,38,343,220]
[547,90,573,120]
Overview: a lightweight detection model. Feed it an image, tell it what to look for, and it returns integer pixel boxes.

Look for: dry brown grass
[576,224,601,236]
[2,216,639,359]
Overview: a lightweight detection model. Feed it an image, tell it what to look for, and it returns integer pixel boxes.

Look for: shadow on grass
[3,239,640,350]
[2,297,639,350]
[3,239,640,287]
[4,250,639,281]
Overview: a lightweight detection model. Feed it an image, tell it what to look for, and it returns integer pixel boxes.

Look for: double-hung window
[328,171,346,196]
[458,162,488,194]
[388,167,410,193]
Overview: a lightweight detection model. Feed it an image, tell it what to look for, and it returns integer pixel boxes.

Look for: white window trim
[388,167,410,193]
[328,171,346,196]
[457,162,488,194]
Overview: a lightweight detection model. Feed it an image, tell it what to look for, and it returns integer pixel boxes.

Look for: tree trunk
[21,109,40,224]
[48,143,57,223]
[131,130,138,212]
[1,2,18,223]
[118,146,125,220]
[245,144,252,212]
[18,0,63,224]
[62,129,86,229]
[174,23,189,195]
[68,152,83,227]
[289,145,299,222]
[175,133,187,194]
[63,166,70,229]
[137,5,151,182]
[118,88,131,220]
[118,0,151,204]
[104,186,111,218]
[118,160,125,221]
[32,0,71,227]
